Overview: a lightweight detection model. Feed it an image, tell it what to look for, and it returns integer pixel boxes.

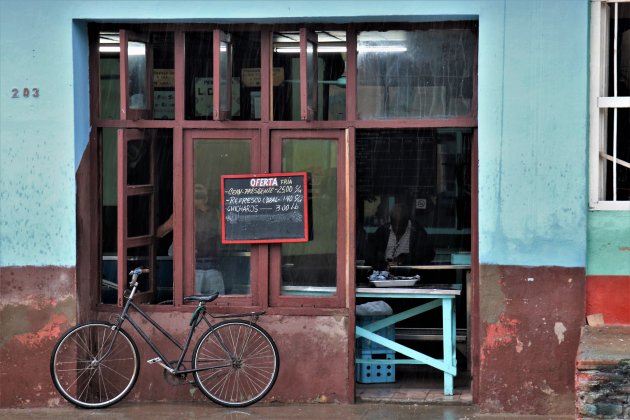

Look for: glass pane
[186,32,213,120]
[194,140,251,295]
[233,32,261,120]
[273,31,300,121]
[306,40,316,118]
[357,27,476,120]
[317,30,346,121]
[605,4,630,200]
[154,129,174,303]
[127,138,151,185]
[219,39,231,114]
[127,194,150,237]
[355,129,471,278]
[101,128,117,304]
[281,139,337,296]
[128,41,147,109]
[99,32,120,119]
[152,32,175,120]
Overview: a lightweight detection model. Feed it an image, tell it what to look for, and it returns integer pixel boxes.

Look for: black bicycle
[50,267,279,408]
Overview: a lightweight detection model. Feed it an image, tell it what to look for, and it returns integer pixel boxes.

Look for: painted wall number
[11,88,40,98]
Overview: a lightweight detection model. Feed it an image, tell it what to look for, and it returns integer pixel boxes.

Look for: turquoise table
[355,285,462,395]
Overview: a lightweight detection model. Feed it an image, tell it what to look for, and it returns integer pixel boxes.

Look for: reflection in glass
[273,31,300,121]
[281,140,337,295]
[219,39,231,116]
[99,32,120,120]
[128,41,147,109]
[193,140,251,295]
[357,27,476,120]
[306,40,316,119]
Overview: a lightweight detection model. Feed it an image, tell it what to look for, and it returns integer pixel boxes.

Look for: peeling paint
[14,313,67,347]
[484,315,519,350]
[554,322,566,344]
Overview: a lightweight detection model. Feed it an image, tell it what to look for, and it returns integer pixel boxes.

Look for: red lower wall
[0,266,351,407]
[3,263,592,414]
[0,266,77,407]
[476,265,586,415]
[586,275,630,325]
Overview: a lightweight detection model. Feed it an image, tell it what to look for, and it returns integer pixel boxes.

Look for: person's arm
[156,214,174,238]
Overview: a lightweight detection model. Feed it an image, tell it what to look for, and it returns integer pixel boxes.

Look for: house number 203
[11,88,40,98]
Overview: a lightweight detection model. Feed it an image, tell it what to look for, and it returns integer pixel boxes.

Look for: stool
[355,349,395,383]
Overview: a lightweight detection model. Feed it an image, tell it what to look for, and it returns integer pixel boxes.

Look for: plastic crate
[355,351,395,383]
[356,315,395,353]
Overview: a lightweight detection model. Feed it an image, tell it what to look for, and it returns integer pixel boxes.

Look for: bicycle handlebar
[129,267,150,277]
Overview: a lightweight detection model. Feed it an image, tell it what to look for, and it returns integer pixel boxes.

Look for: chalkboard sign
[221,172,311,244]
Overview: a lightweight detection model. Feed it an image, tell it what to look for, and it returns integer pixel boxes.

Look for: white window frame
[590,0,630,210]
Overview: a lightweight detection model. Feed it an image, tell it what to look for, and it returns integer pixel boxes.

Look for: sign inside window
[221,172,311,243]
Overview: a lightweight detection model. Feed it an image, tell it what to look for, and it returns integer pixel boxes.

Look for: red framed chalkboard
[221,172,311,244]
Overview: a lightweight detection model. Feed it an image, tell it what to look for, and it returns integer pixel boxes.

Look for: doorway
[354,128,474,403]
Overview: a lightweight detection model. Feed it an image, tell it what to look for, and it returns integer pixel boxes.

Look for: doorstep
[575,325,630,419]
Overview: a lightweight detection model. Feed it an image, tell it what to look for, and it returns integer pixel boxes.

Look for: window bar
[613,2,618,200]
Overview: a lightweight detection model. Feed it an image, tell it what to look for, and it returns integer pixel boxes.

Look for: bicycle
[50,267,279,409]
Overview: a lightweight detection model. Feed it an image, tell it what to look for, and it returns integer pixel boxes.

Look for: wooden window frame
[86,22,478,313]
[268,130,348,308]
[183,129,262,308]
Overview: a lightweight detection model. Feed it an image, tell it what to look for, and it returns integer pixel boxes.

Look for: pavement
[0,402,574,420]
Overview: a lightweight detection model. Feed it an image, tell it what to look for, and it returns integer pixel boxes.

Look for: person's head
[194,184,209,211]
[390,203,411,235]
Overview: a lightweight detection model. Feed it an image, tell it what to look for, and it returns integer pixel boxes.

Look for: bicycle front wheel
[50,321,140,408]
[193,320,279,407]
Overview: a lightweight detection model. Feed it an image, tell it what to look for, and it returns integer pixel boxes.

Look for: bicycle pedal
[147,357,162,364]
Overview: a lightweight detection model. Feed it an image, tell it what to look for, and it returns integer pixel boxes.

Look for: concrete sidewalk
[0,402,573,419]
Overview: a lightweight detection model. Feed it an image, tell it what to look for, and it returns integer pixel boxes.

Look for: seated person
[366,203,435,270]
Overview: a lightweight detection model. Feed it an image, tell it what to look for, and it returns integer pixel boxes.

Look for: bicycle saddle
[184,292,219,303]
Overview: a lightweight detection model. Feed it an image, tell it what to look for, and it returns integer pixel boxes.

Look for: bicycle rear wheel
[193,320,279,407]
[50,321,140,408]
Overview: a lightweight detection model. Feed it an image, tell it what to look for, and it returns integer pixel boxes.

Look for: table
[355,285,462,395]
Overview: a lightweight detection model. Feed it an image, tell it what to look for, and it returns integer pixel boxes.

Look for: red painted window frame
[268,130,348,309]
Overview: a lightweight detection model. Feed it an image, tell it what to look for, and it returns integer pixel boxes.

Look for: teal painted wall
[0,0,592,268]
[587,212,630,276]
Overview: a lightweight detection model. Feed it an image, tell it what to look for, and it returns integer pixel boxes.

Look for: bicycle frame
[101,271,264,376]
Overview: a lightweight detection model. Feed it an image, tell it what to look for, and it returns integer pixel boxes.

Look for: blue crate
[355,351,395,383]
[356,315,395,353]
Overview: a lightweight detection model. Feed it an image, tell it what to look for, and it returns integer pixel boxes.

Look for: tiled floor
[356,365,472,404]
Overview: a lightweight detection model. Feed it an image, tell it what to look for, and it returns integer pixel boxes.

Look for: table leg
[442,298,456,395]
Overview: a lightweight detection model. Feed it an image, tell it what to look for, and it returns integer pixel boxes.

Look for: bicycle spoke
[193,321,278,407]
[51,323,139,408]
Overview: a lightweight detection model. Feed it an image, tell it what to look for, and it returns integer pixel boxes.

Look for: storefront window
[90,22,476,308]
[357,28,475,120]
[272,30,347,121]
[186,31,261,120]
